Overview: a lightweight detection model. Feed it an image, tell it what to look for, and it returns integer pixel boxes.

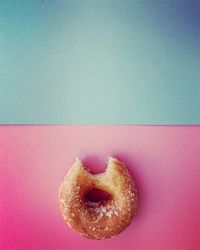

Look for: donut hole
[85,188,112,203]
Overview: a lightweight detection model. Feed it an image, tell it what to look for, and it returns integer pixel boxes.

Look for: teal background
[0,0,199,124]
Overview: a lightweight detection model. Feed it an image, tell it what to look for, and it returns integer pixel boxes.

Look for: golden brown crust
[59,157,138,240]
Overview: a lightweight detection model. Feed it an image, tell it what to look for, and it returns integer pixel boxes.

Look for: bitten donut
[59,157,138,240]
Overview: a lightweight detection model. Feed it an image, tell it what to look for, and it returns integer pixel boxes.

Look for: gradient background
[0,0,200,124]
[1,126,200,249]
[1,1,200,249]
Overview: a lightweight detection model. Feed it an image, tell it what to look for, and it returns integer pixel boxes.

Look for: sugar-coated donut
[59,157,138,240]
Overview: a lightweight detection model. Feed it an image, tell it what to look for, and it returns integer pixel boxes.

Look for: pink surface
[0,126,200,249]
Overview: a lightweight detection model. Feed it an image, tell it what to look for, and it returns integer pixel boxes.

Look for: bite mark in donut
[59,157,138,240]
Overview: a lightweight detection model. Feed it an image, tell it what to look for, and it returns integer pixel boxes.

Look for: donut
[59,157,138,240]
